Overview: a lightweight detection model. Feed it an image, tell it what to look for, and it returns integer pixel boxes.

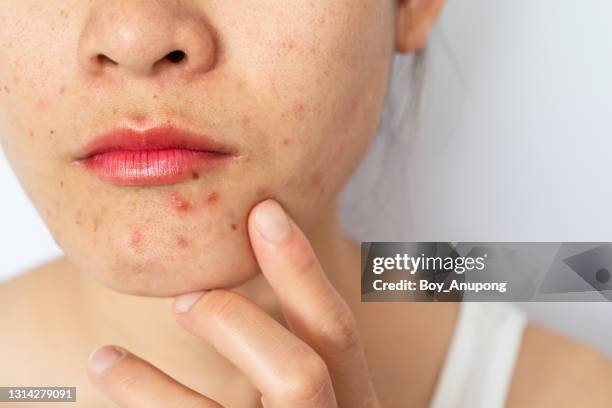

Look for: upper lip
[75,125,237,160]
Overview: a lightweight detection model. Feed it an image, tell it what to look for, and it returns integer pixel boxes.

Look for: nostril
[97,54,118,66]
[165,50,186,64]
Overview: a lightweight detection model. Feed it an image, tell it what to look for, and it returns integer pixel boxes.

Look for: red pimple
[293,103,306,120]
[282,138,291,146]
[130,230,142,247]
[170,191,190,211]
[128,112,148,123]
[177,236,189,248]
[59,87,65,94]
[206,192,220,204]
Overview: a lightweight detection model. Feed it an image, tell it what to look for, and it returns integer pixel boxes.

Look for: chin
[63,219,262,297]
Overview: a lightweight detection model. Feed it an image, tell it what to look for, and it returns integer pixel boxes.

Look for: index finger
[247,199,379,407]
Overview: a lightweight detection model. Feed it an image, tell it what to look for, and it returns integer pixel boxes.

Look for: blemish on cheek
[130,230,142,248]
[28,130,34,138]
[241,115,251,126]
[153,94,159,99]
[293,103,306,120]
[36,98,48,111]
[3,86,10,94]
[191,171,200,180]
[59,87,65,95]
[282,138,292,146]
[59,180,64,188]
[93,217,102,233]
[177,235,189,248]
[205,191,220,204]
[170,191,190,211]
[230,223,238,231]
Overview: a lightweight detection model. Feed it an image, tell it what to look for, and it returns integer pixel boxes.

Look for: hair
[340,47,428,241]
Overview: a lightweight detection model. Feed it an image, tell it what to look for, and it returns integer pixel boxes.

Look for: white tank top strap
[429,302,528,408]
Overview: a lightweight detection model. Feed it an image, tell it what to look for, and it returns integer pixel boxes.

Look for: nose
[78,0,216,78]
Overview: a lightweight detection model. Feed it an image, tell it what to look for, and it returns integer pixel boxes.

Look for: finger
[172,290,338,407]
[87,345,222,408]
[247,199,378,406]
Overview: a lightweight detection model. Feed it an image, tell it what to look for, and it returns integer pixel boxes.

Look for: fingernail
[88,345,126,376]
[173,291,206,313]
[255,200,291,242]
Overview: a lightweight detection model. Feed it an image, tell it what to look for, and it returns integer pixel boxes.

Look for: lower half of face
[0,0,395,296]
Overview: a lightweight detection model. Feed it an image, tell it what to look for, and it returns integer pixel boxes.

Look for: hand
[86,199,381,407]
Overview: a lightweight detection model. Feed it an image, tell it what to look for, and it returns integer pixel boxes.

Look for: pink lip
[76,126,237,186]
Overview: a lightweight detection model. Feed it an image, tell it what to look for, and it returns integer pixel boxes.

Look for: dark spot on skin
[93,217,102,233]
[206,192,220,203]
[177,236,189,248]
[170,191,190,211]
[191,172,200,180]
[282,138,291,146]
[112,108,118,115]
[50,130,55,135]
[59,181,64,188]
[3,86,9,93]
[153,94,159,99]
[242,115,251,126]
[230,223,238,231]
[28,130,34,138]
[59,87,65,94]
[128,112,148,123]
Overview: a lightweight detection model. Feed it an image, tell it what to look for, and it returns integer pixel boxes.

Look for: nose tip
[78,1,216,78]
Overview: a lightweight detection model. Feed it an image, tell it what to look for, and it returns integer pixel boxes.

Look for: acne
[28,130,34,138]
[130,230,142,248]
[282,137,292,147]
[177,236,189,248]
[293,103,306,121]
[230,223,238,231]
[242,115,251,126]
[170,191,191,211]
[128,112,148,123]
[204,191,220,204]
[59,87,65,95]
[93,217,102,233]
[35,98,48,111]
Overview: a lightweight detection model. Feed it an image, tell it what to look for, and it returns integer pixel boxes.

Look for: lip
[75,126,238,186]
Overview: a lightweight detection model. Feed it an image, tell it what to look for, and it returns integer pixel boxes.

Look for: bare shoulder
[507,322,612,407]
[0,258,85,383]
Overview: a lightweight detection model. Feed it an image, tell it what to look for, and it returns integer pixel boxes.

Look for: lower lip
[81,148,231,186]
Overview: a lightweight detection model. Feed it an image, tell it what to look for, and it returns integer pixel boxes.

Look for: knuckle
[318,306,360,354]
[279,349,330,402]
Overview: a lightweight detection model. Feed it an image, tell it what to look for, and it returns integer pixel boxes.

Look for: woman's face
[0,1,396,296]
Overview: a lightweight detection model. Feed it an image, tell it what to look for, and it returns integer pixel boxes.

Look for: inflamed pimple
[170,191,191,211]
[206,192,220,204]
[130,230,142,247]
[177,236,189,248]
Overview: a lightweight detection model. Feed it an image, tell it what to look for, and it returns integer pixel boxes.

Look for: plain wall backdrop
[2,1,612,355]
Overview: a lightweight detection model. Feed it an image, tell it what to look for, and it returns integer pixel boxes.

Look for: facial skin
[0,0,442,296]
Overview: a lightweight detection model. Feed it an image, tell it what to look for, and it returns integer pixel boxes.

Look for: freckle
[50,130,55,135]
[130,230,142,247]
[170,191,190,211]
[3,86,10,93]
[59,87,65,94]
[59,180,64,188]
[242,115,251,125]
[191,171,200,180]
[93,217,102,232]
[282,138,291,146]
[230,223,238,231]
[206,191,220,203]
[153,94,159,99]
[28,130,34,137]
[177,236,189,248]
[128,112,148,123]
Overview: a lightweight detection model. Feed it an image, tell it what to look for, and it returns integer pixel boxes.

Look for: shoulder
[508,322,612,407]
[0,258,84,383]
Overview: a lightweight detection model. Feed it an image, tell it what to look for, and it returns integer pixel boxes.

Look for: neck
[74,199,361,402]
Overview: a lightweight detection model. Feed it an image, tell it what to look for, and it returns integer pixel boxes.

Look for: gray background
[2,1,612,356]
